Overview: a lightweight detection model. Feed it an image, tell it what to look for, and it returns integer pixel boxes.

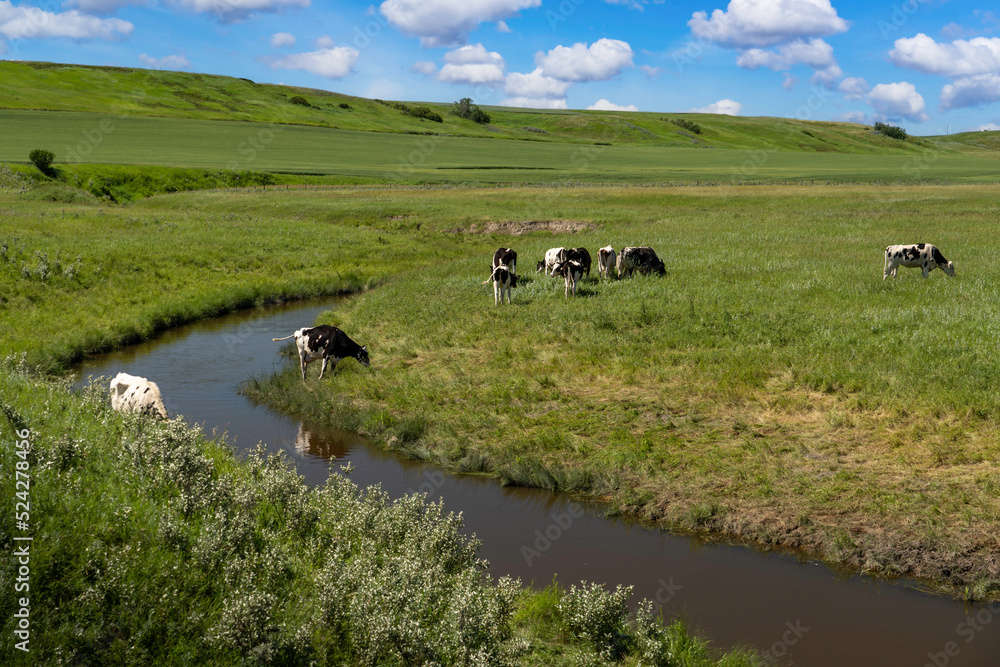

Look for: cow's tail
[272,334,296,342]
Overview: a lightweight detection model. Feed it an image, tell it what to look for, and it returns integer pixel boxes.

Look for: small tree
[873,121,907,141]
[29,149,55,176]
[452,97,491,124]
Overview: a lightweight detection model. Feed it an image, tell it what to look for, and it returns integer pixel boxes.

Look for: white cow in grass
[597,246,616,279]
[883,243,956,280]
[110,372,168,420]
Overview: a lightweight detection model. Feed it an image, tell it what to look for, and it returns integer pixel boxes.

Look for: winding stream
[75,297,1000,666]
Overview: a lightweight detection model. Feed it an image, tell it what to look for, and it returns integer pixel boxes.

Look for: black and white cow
[537,247,567,276]
[492,247,517,275]
[883,243,956,280]
[482,265,518,304]
[110,372,168,420]
[552,259,585,297]
[273,325,370,380]
[597,246,617,279]
[617,246,666,278]
[566,247,592,278]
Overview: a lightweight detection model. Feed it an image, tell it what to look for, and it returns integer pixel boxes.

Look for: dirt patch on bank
[447,219,597,235]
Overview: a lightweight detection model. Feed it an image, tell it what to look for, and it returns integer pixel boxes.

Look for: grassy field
[3,173,999,599]
[0,180,767,665]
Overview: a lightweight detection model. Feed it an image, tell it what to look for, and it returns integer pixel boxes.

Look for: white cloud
[379,0,540,47]
[270,31,295,48]
[736,38,835,71]
[868,82,929,122]
[138,53,190,69]
[689,0,849,49]
[315,35,335,48]
[587,98,639,111]
[835,110,867,124]
[496,20,510,33]
[167,0,309,22]
[504,68,571,99]
[436,43,506,85]
[971,122,1000,131]
[690,99,742,115]
[64,0,148,15]
[535,38,634,82]
[782,73,798,90]
[940,74,1000,110]
[0,1,133,40]
[411,60,437,75]
[270,46,360,79]
[639,64,660,77]
[838,76,869,100]
[500,96,568,109]
[888,33,1000,77]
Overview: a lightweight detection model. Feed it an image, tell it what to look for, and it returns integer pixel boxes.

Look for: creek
[75,297,1000,666]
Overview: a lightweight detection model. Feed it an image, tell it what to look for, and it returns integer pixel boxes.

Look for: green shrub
[452,97,491,124]
[28,148,55,176]
[407,105,444,123]
[873,121,907,141]
[671,118,702,135]
[289,95,311,106]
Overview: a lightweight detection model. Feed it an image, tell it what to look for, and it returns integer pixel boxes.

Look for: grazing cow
[597,246,617,279]
[617,246,666,278]
[109,372,168,420]
[537,247,567,276]
[566,247,592,278]
[883,243,956,280]
[492,247,517,275]
[552,259,585,297]
[482,265,518,304]
[272,325,370,380]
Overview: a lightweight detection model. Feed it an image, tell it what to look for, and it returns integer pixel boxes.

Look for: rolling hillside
[0,60,975,154]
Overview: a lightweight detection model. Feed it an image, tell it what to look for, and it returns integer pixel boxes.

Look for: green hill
[2,60,999,194]
[0,60,973,154]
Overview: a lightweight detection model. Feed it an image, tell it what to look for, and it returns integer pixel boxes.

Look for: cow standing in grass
[537,247,567,276]
[617,246,666,278]
[552,259,584,297]
[597,246,616,279]
[566,247,591,278]
[883,243,956,280]
[273,325,370,380]
[483,264,517,304]
[492,247,517,275]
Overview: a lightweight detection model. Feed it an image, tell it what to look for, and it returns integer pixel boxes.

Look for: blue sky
[2,0,1000,135]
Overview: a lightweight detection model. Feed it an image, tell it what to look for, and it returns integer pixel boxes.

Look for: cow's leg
[299,354,308,380]
[922,261,930,278]
[318,357,328,379]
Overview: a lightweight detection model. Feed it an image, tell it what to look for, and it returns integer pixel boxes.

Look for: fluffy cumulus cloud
[167,0,308,23]
[270,31,295,48]
[0,0,133,40]
[689,0,849,49]
[888,34,1000,77]
[270,46,360,79]
[868,82,929,122]
[379,0,540,47]
[835,110,867,124]
[690,99,742,115]
[737,37,834,71]
[534,38,634,82]
[411,60,437,75]
[138,53,190,69]
[587,98,639,111]
[838,76,869,100]
[437,43,506,85]
[940,74,1000,110]
[502,68,570,107]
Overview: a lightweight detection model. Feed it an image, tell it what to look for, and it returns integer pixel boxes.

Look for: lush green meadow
[5,108,1000,188]
[1,179,772,665]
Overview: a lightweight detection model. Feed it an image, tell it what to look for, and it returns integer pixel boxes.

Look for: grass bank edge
[242,358,1000,604]
[0,362,760,666]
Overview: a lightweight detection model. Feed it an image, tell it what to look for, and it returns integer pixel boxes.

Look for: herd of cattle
[485,244,667,304]
[106,242,955,419]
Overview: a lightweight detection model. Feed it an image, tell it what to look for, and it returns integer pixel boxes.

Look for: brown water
[75,298,1000,666]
